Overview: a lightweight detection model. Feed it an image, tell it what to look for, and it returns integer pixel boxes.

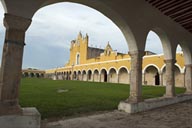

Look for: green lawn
[19,78,185,119]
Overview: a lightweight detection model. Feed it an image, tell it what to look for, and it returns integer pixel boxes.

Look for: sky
[0,2,181,70]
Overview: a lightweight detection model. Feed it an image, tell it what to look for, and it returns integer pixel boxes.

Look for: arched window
[76,54,80,65]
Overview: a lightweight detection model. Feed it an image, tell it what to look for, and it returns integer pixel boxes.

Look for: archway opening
[118,67,129,84]
[0,1,138,120]
[30,72,35,77]
[145,31,163,55]
[87,70,92,81]
[77,71,81,80]
[82,70,87,81]
[108,68,118,83]
[100,69,107,82]
[24,72,29,77]
[36,73,40,78]
[93,70,99,82]
[20,2,129,70]
[144,66,159,86]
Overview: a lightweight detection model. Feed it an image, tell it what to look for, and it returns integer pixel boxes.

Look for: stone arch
[144,65,160,86]
[117,66,129,74]
[30,72,35,77]
[57,72,63,80]
[179,42,192,65]
[118,67,129,84]
[144,30,163,54]
[24,72,29,77]
[143,64,160,74]
[150,28,176,60]
[99,67,108,75]
[37,1,139,51]
[100,68,108,82]
[108,67,118,83]
[107,67,117,74]
[93,69,99,82]
[174,63,182,74]
[1,0,141,53]
[36,73,40,78]
[41,73,44,78]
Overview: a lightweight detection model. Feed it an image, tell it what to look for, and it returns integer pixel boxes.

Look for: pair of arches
[143,64,184,87]
[23,72,44,78]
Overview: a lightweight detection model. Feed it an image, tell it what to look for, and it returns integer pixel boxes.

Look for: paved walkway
[42,100,192,128]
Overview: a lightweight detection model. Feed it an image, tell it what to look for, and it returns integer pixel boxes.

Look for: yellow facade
[45,33,185,87]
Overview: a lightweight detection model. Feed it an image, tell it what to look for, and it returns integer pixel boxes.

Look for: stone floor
[42,100,192,128]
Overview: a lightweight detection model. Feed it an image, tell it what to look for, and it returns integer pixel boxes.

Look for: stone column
[164,59,176,97]
[117,73,119,83]
[71,72,73,80]
[185,64,192,94]
[0,14,31,115]
[92,74,94,82]
[86,74,89,81]
[81,74,84,81]
[107,74,110,83]
[128,51,144,103]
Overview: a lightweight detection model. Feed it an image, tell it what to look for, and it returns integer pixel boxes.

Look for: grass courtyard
[19,78,185,119]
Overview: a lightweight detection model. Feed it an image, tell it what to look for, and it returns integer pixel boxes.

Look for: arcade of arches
[22,68,45,78]
[46,33,186,88]
[0,0,192,127]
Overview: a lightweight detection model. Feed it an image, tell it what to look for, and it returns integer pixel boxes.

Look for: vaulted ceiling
[145,0,192,33]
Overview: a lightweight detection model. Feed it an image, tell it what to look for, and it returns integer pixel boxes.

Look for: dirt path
[42,100,192,128]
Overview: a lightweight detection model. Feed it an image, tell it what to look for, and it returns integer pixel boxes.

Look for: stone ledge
[118,94,192,113]
[0,107,41,128]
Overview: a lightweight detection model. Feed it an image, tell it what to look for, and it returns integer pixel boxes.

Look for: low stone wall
[118,94,192,113]
[0,108,41,128]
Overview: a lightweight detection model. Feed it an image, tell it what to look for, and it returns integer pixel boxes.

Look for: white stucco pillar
[107,74,110,83]
[185,64,192,94]
[128,51,144,103]
[164,59,176,97]
[86,73,89,81]
[71,73,73,80]
[99,73,101,82]
[92,74,94,82]
[0,14,31,115]
[117,73,119,83]
[81,74,84,81]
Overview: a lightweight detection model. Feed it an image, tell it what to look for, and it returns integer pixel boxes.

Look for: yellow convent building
[45,33,185,87]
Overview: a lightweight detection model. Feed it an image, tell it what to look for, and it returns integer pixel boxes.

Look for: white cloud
[0,2,166,69]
